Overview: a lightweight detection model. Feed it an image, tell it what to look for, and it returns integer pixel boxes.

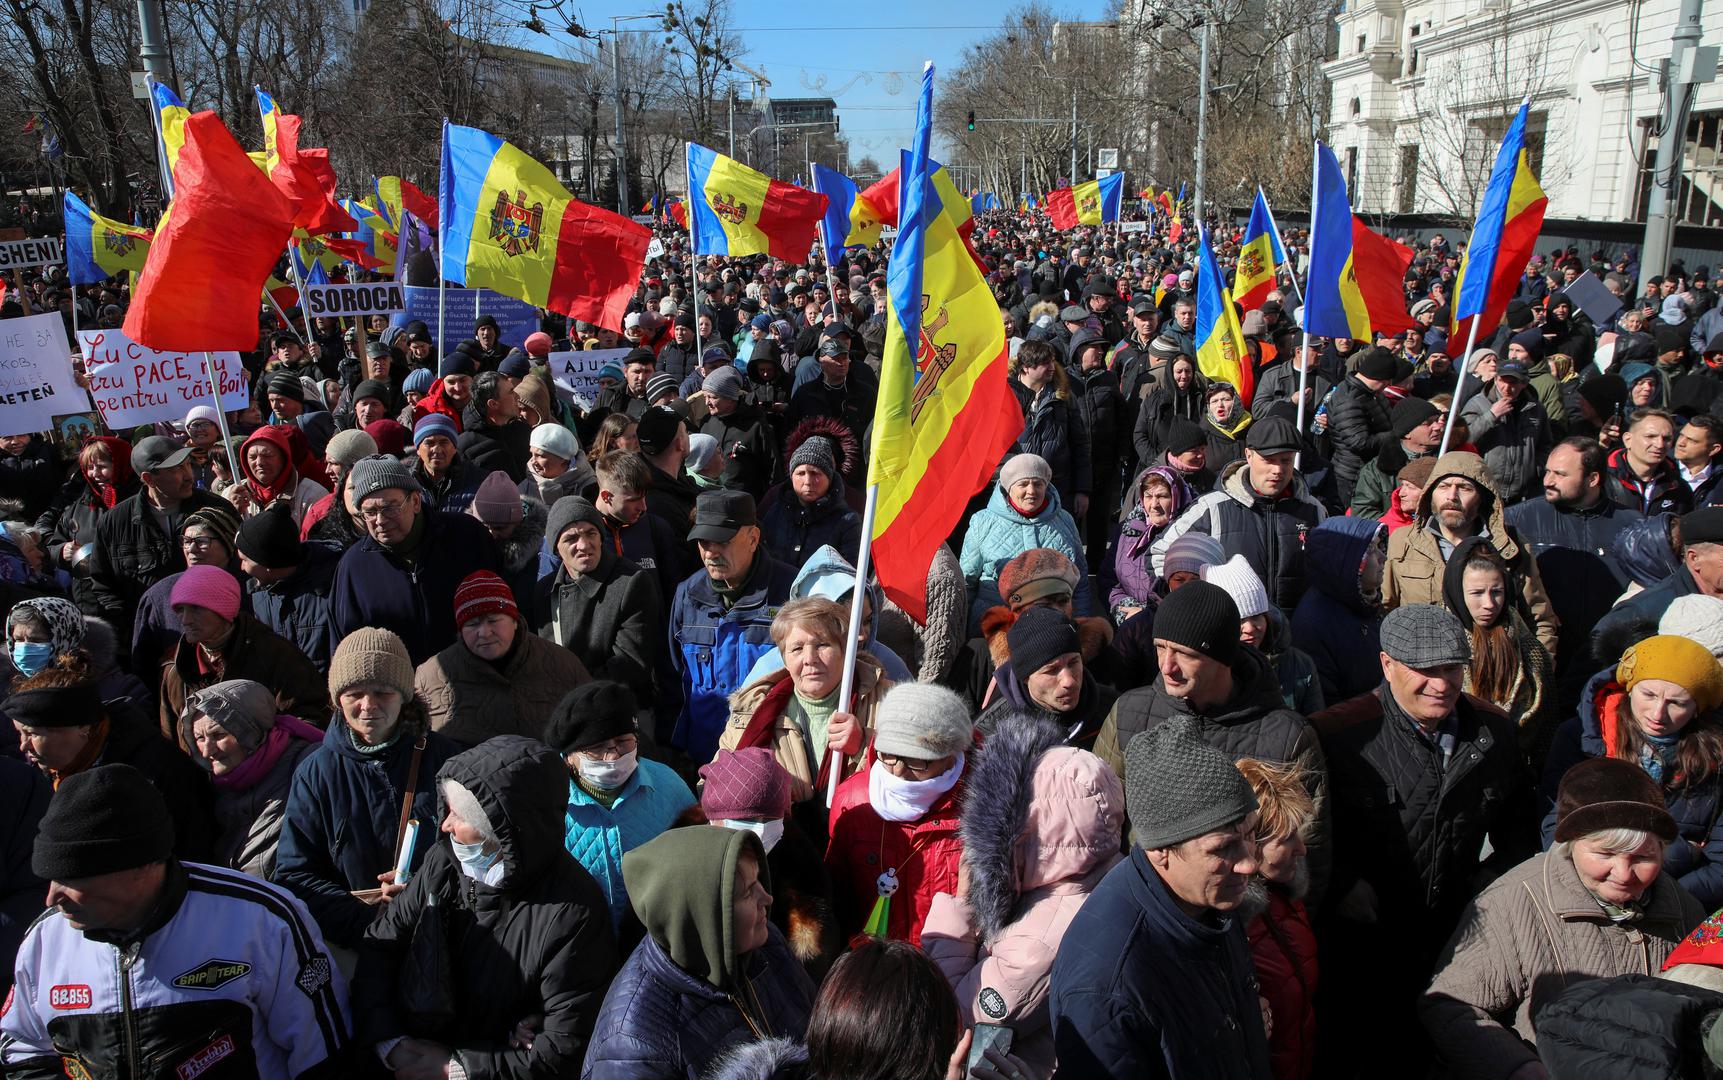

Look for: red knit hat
[454,570,519,626]
[699,747,792,821]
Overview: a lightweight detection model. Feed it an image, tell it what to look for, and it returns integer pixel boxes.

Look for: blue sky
[719,0,1114,169]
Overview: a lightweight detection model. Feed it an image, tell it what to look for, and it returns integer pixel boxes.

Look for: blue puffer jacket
[564,759,695,931]
[669,553,798,762]
[1541,667,1723,911]
[1290,515,1386,705]
[330,510,502,664]
[759,482,862,570]
[244,541,341,671]
[272,716,461,946]
[959,484,1095,634]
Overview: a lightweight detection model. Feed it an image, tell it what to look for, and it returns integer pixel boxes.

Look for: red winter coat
[1247,888,1318,1080]
[825,767,965,947]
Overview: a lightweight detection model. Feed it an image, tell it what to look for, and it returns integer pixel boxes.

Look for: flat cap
[1379,604,1471,669]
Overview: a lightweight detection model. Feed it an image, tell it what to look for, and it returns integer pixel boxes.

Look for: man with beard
[1507,437,1643,677]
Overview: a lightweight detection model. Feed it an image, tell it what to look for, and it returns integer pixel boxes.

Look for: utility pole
[1194,17,1210,226]
[137,0,171,81]
[1070,88,1078,184]
[1642,0,1714,279]
[611,19,629,216]
[728,89,735,157]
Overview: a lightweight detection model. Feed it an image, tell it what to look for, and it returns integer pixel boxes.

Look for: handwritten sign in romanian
[78,329,248,428]
[0,313,90,436]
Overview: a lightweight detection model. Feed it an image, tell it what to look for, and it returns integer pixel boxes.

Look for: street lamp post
[607,13,659,216]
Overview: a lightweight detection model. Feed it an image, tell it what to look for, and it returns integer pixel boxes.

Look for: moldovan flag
[64,193,152,285]
[124,111,295,351]
[376,175,439,231]
[859,163,973,239]
[1303,141,1418,341]
[1232,189,1281,311]
[811,163,882,265]
[1045,173,1124,229]
[441,121,651,333]
[254,87,355,236]
[151,82,191,193]
[1196,224,1253,402]
[1450,100,1548,344]
[685,144,828,260]
[870,64,1021,622]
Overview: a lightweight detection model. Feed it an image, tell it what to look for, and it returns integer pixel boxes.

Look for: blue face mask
[11,641,52,677]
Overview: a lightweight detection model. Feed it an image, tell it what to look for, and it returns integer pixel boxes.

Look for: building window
[1357,33,1367,52]
[1350,97,1362,117]
[1346,146,1359,194]
[1636,108,1723,226]
[1399,145,1419,213]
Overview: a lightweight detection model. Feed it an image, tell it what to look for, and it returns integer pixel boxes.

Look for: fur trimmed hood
[981,606,1113,669]
[959,712,1125,942]
[706,1037,807,1080]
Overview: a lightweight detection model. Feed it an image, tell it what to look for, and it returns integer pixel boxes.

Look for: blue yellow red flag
[869,64,1022,622]
[1045,174,1123,229]
[1304,141,1418,340]
[64,192,152,286]
[151,83,191,194]
[441,121,651,332]
[1450,100,1548,343]
[1196,224,1253,401]
[1232,189,1279,311]
[375,175,439,231]
[685,144,828,260]
[254,87,281,174]
[811,164,883,265]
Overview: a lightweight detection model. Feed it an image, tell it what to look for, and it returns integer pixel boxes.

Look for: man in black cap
[1459,356,1551,502]
[1112,297,1165,448]
[1325,345,1400,507]
[1252,333,1333,419]
[597,347,658,421]
[666,488,796,763]
[1597,505,1723,654]
[239,505,342,670]
[977,606,1118,745]
[1150,416,1327,611]
[87,437,236,644]
[1351,395,1443,517]
[787,324,877,434]
[1,765,350,1078]
[267,330,322,383]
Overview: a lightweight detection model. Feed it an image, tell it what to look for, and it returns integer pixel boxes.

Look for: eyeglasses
[876,751,942,778]
[576,736,638,761]
[182,534,219,549]
[359,498,408,521]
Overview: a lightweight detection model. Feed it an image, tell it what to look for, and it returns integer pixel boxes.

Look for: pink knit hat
[169,564,241,622]
[524,331,553,358]
[700,747,792,821]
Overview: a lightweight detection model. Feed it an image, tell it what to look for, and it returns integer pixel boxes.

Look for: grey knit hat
[1380,604,1471,669]
[348,454,417,502]
[788,435,838,482]
[1125,717,1258,849]
[179,678,278,755]
[325,429,379,467]
[999,453,1052,491]
[872,683,973,760]
[702,365,746,400]
[546,495,605,546]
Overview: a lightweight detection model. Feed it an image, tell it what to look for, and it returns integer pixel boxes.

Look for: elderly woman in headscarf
[4,595,149,714]
[1105,464,1194,623]
[178,678,324,878]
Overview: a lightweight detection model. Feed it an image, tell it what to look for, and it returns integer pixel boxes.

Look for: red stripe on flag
[547,200,652,334]
[1046,189,1079,230]
[754,179,827,262]
[1349,217,1419,335]
[871,350,1022,622]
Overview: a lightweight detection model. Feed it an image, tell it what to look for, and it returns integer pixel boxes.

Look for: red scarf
[84,435,134,510]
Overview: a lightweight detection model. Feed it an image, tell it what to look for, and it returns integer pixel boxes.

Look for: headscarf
[6,596,85,659]
[82,435,134,510]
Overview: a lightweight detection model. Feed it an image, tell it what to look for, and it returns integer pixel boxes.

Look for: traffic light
[966,110,975,131]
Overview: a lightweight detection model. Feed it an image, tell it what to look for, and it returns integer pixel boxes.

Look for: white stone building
[1322,0,1723,225]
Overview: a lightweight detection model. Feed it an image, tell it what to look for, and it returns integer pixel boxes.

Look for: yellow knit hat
[1618,635,1723,712]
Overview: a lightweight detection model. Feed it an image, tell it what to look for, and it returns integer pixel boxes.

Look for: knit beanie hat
[235,506,303,569]
[352,379,392,406]
[499,350,532,380]
[181,678,278,752]
[645,373,680,404]
[439,349,478,378]
[1661,596,1723,659]
[872,682,974,760]
[454,569,520,626]
[1007,606,1081,678]
[182,504,241,551]
[636,405,682,456]
[1391,396,1440,438]
[1162,532,1226,580]
[365,419,410,457]
[1358,346,1399,381]
[524,331,553,358]
[1201,554,1270,621]
[1398,457,1437,488]
[325,428,379,467]
[545,680,638,754]
[1164,418,1206,456]
[403,368,434,395]
[1618,635,1723,712]
[788,434,838,482]
[527,423,577,463]
[1553,756,1678,844]
[412,413,459,447]
[999,453,1052,491]
[348,454,417,501]
[469,470,524,526]
[701,747,793,821]
[997,548,1080,609]
[33,764,175,881]
[170,564,241,622]
[266,371,306,402]
[685,433,721,473]
[1153,579,1239,665]
[547,495,604,546]
[702,365,746,400]
[329,626,414,701]
[1125,717,1259,850]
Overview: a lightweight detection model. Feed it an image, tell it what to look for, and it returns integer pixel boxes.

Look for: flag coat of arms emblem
[489,190,544,256]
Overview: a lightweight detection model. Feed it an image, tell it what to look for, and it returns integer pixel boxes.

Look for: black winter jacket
[86,488,237,629]
[354,737,619,1078]
[1505,495,1642,675]
[1535,974,1723,1080]
[1148,460,1327,612]
[1326,374,1395,502]
[533,548,663,703]
[1066,350,1126,497]
[1008,381,1092,507]
[0,755,48,998]
[0,437,64,522]
[245,542,342,671]
[459,414,533,483]
[330,511,502,664]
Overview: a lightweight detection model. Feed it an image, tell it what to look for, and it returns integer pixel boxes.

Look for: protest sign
[306,281,407,319]
[0,313,89,436]
[0,237,63,270]
[392,287,539,355]
[646,237,665,261]
[1562,271,1623,328]
[1121,220,1148,234]
[547,348,633,407]
[79,328,247,429]
[632,214,655,225]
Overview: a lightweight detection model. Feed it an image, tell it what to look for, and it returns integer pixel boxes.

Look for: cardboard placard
[1561,271,1624,328]
[0,237,63,270]
[547,348,634,407]
[1120,221,1149,234]
[0,313,90,435]
[305,282,407,319]
[78,328,247,428]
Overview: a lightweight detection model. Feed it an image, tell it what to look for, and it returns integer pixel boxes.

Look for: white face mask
[577,750,638,790]
[718,818,785,854]
[867,754,965,823]
[449,837,503,884]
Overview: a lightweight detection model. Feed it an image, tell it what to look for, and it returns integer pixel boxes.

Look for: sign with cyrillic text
[0,313,89,435]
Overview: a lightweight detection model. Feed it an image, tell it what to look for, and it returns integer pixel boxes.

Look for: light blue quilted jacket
[563,757,695,929]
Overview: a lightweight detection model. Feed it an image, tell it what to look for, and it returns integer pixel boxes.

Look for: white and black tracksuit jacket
[1,861,350,1079]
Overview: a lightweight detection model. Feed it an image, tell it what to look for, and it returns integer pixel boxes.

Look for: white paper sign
[646,238,665,261]
[0,237,63,270]
[1120,220,1149,234]
[0,313,90,435]
[78,328,248,429]
[548,347,634,406]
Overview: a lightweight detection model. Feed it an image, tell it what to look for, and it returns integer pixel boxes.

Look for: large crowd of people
[3,199,1723,1078]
